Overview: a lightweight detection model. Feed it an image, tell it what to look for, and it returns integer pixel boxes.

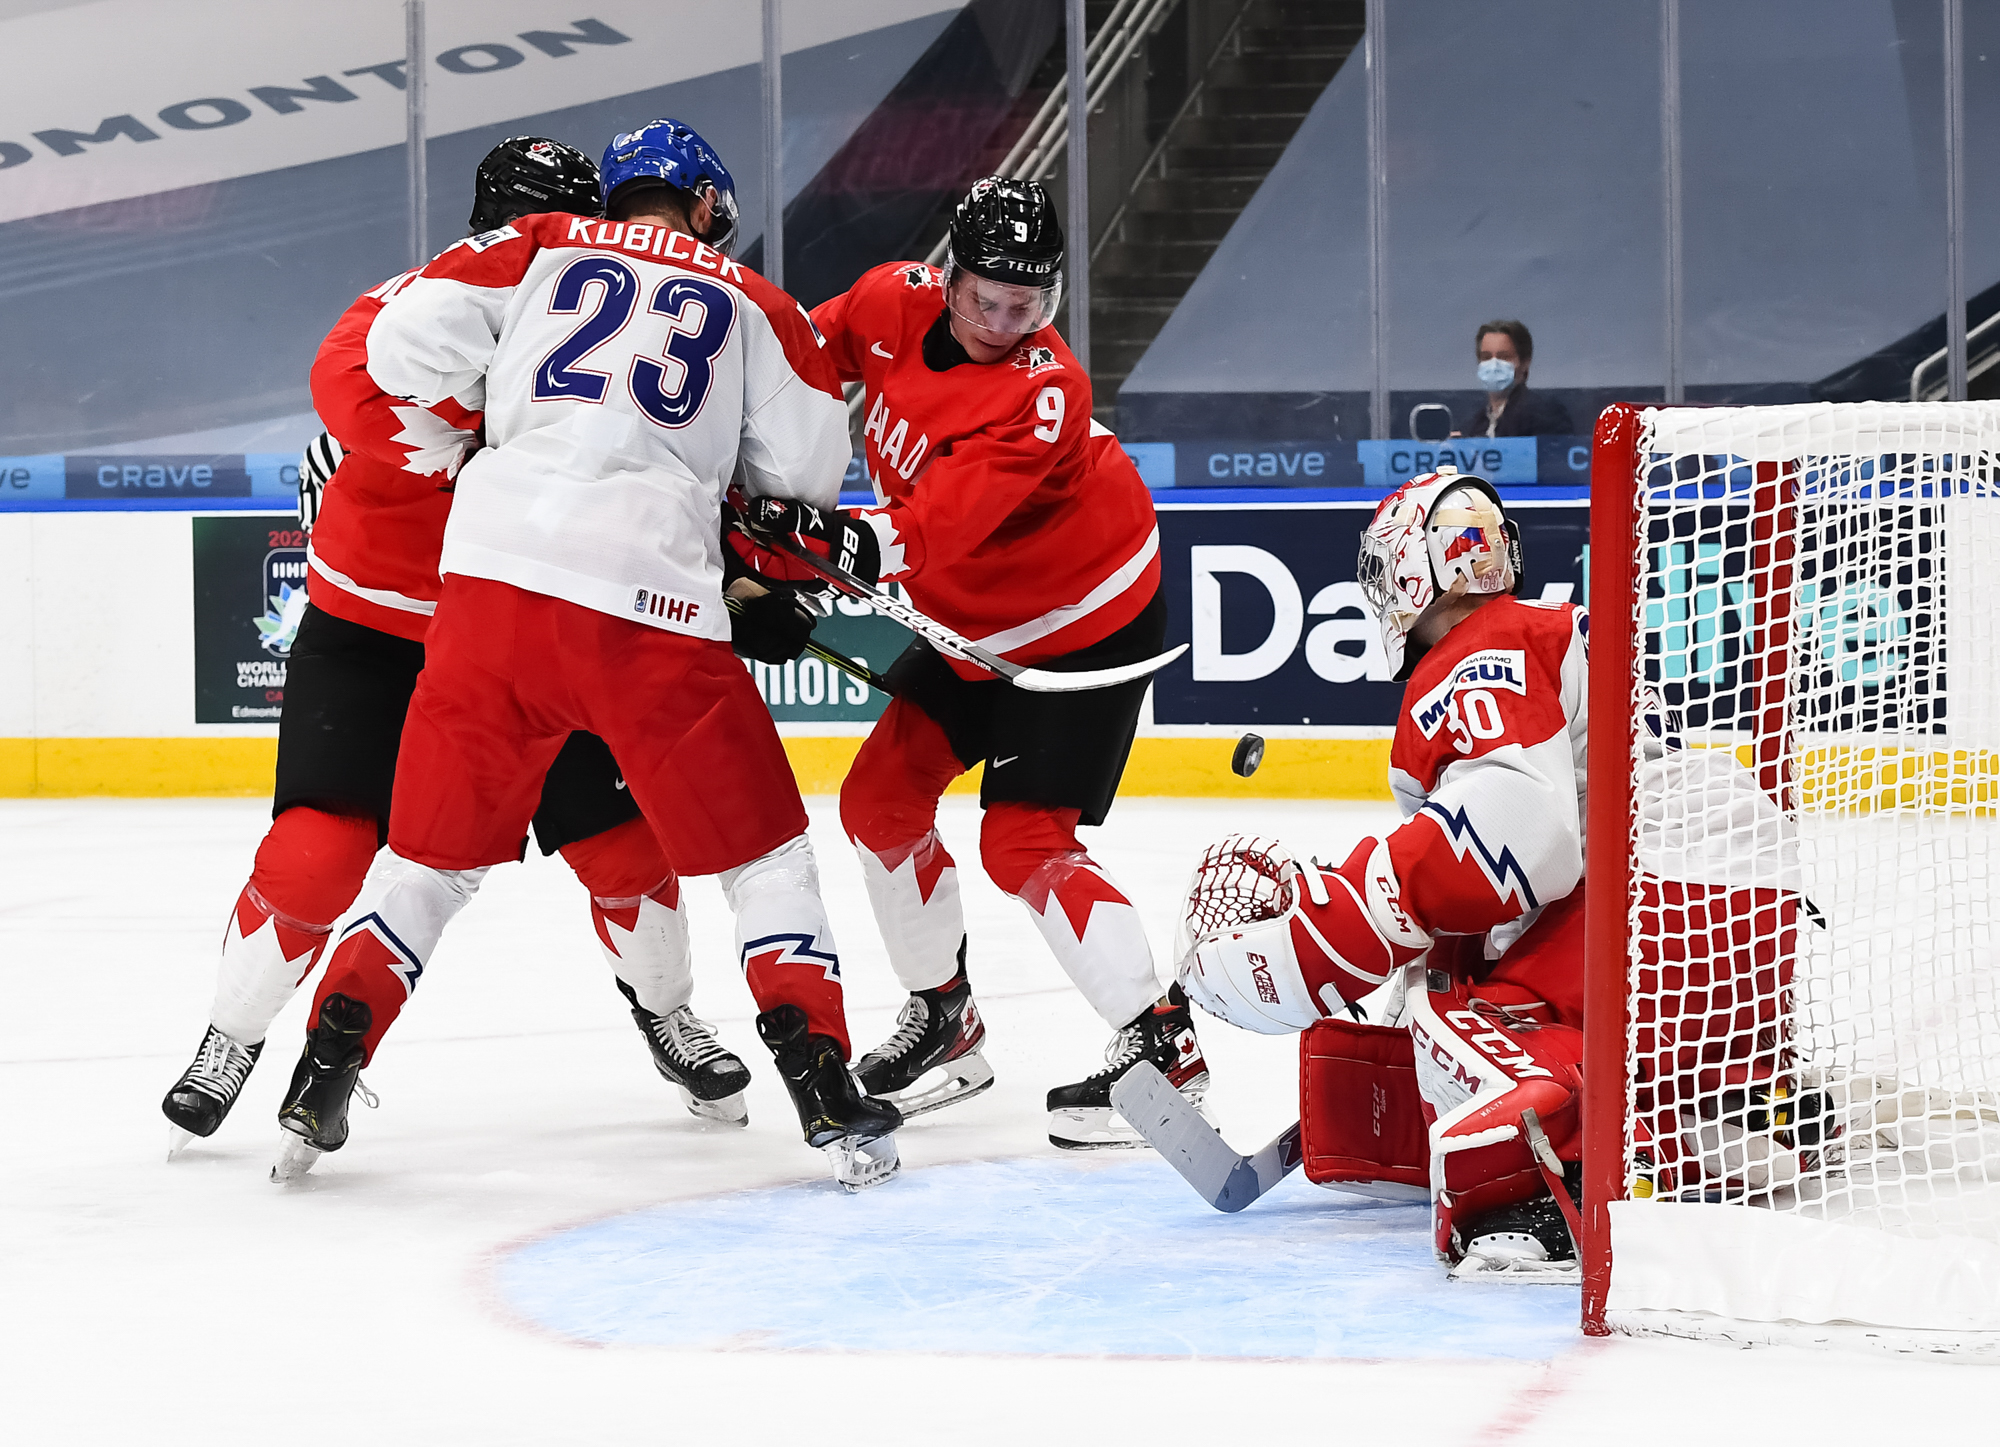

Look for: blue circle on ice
[494,1158,1578,1359]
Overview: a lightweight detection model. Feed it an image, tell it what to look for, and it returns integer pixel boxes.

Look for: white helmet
[1356,467,1520,679]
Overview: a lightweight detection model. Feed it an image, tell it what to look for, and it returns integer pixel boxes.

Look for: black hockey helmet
[468,136,603,234]
[948,176,1064,287]
[944,176,1064,335]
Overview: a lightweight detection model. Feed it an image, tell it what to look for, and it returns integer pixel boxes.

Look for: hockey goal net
[1584,401,2000,1353]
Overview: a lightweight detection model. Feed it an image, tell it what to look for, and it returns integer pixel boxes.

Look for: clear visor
[945,258,1062,337]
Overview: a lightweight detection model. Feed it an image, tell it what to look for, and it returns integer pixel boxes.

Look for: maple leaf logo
[388,405,479,478]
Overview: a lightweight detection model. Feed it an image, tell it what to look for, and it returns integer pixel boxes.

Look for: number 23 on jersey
[533,256,736,429]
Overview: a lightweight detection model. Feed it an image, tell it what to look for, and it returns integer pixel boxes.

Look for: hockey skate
[756,1004,902,1192]
[271,993,373,1183]
[1047,985,1212,1150]
[162,1025,263,1160]
[632,1003,752,1126]
[1451,1192,1582,1282]
[853,963,994,1119]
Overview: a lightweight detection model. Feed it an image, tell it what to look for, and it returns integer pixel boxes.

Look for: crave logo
[1410,648,1527,739]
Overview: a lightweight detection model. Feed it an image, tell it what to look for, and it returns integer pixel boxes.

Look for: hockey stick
[735,520,1189,694]
[1110,1061,1304,1213]
[722,594,892,694]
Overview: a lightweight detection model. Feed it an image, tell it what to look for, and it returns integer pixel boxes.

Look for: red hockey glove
[727,496,882,589]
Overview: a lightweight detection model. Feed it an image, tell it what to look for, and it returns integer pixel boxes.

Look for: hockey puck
[1231,732,1265,778]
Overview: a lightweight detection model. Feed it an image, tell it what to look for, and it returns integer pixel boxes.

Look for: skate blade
[166,1125,196,1162]
[1049,1097,1216,1152]
[677,1085,749,1128]
[885,1052,996,1120]
[823,1132,900,1192]
[269,1131,323,1184]
[1448,1253,1581,1285]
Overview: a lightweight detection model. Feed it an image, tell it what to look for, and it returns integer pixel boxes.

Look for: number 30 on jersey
[533,256,736,428]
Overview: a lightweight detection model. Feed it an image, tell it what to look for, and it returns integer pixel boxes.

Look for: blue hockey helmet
[600,118,739,254]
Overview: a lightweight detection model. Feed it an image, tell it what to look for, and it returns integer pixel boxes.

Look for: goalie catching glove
[727,495,881,590]
[1173,834,1432,1033]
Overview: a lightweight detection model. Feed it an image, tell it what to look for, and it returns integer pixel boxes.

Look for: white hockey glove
[298,431,343,535]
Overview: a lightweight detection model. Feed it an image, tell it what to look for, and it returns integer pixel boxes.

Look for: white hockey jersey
[363,213,851,639]
[1387,596,1589,947]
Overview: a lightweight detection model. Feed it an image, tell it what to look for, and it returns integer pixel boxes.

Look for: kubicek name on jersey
[364,214,850,639]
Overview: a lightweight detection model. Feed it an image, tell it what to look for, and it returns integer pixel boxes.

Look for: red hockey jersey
[811,261,1159,675]
[305,267,481,642]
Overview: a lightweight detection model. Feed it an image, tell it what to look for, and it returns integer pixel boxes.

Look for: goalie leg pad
[1407,978,1583,1263]
[560,815,692,1017]
[1299,1017,1429,1189]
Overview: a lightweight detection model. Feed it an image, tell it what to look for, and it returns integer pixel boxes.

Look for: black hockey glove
[727,583,817,665]
[729,496,882,590]
[297,431,343,535]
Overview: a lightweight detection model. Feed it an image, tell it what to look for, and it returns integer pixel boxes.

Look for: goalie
[1176,469,1589,1277]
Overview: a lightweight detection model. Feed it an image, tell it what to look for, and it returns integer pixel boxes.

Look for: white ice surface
[4,796,1995,1444]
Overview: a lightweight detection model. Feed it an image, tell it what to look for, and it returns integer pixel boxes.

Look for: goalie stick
[733,518,1189,694]
[1110,1061,1303,1212]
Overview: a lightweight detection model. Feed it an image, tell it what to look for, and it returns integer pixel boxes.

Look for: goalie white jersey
[363,213,851,639]
[1386,595,1588,946]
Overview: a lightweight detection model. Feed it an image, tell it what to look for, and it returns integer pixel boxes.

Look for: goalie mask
[1357,468,1521,681]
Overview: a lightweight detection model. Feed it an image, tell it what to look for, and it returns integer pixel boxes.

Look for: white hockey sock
[328,850,490,1002]
[721,834,846,1038]
[854,828,964,994]
[590,885,693,1018]
[1016,852,1164,1028]
[208,889,330,1046]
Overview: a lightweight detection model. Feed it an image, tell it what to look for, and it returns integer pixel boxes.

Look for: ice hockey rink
[5,794,1993,1445]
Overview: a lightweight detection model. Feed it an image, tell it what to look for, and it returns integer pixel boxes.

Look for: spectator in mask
[1453,319,1572,438]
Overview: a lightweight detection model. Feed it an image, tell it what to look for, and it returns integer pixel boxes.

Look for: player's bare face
[947,274,1043,363]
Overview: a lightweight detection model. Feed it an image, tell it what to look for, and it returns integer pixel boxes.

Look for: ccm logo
[1247,951,1281,1005]
[1444,1008,1554,1079]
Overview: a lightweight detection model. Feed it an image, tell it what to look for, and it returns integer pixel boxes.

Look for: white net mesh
[1622,403,2000,1258]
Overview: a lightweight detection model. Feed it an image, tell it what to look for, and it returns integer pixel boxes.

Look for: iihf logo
[254,543,309,657]
[634,588,649,614]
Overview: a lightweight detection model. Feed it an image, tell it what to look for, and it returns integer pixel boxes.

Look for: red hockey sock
[310,929,410,1065]
[241,807,380,963]
[839,699,965,857]
[978,802,1084,896]
[559,815,681,952]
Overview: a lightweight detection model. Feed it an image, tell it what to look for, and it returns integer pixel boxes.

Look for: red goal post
[1583,401,2000,1354]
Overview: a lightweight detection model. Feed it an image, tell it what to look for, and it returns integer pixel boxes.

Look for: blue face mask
[1477,357,1516,391]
